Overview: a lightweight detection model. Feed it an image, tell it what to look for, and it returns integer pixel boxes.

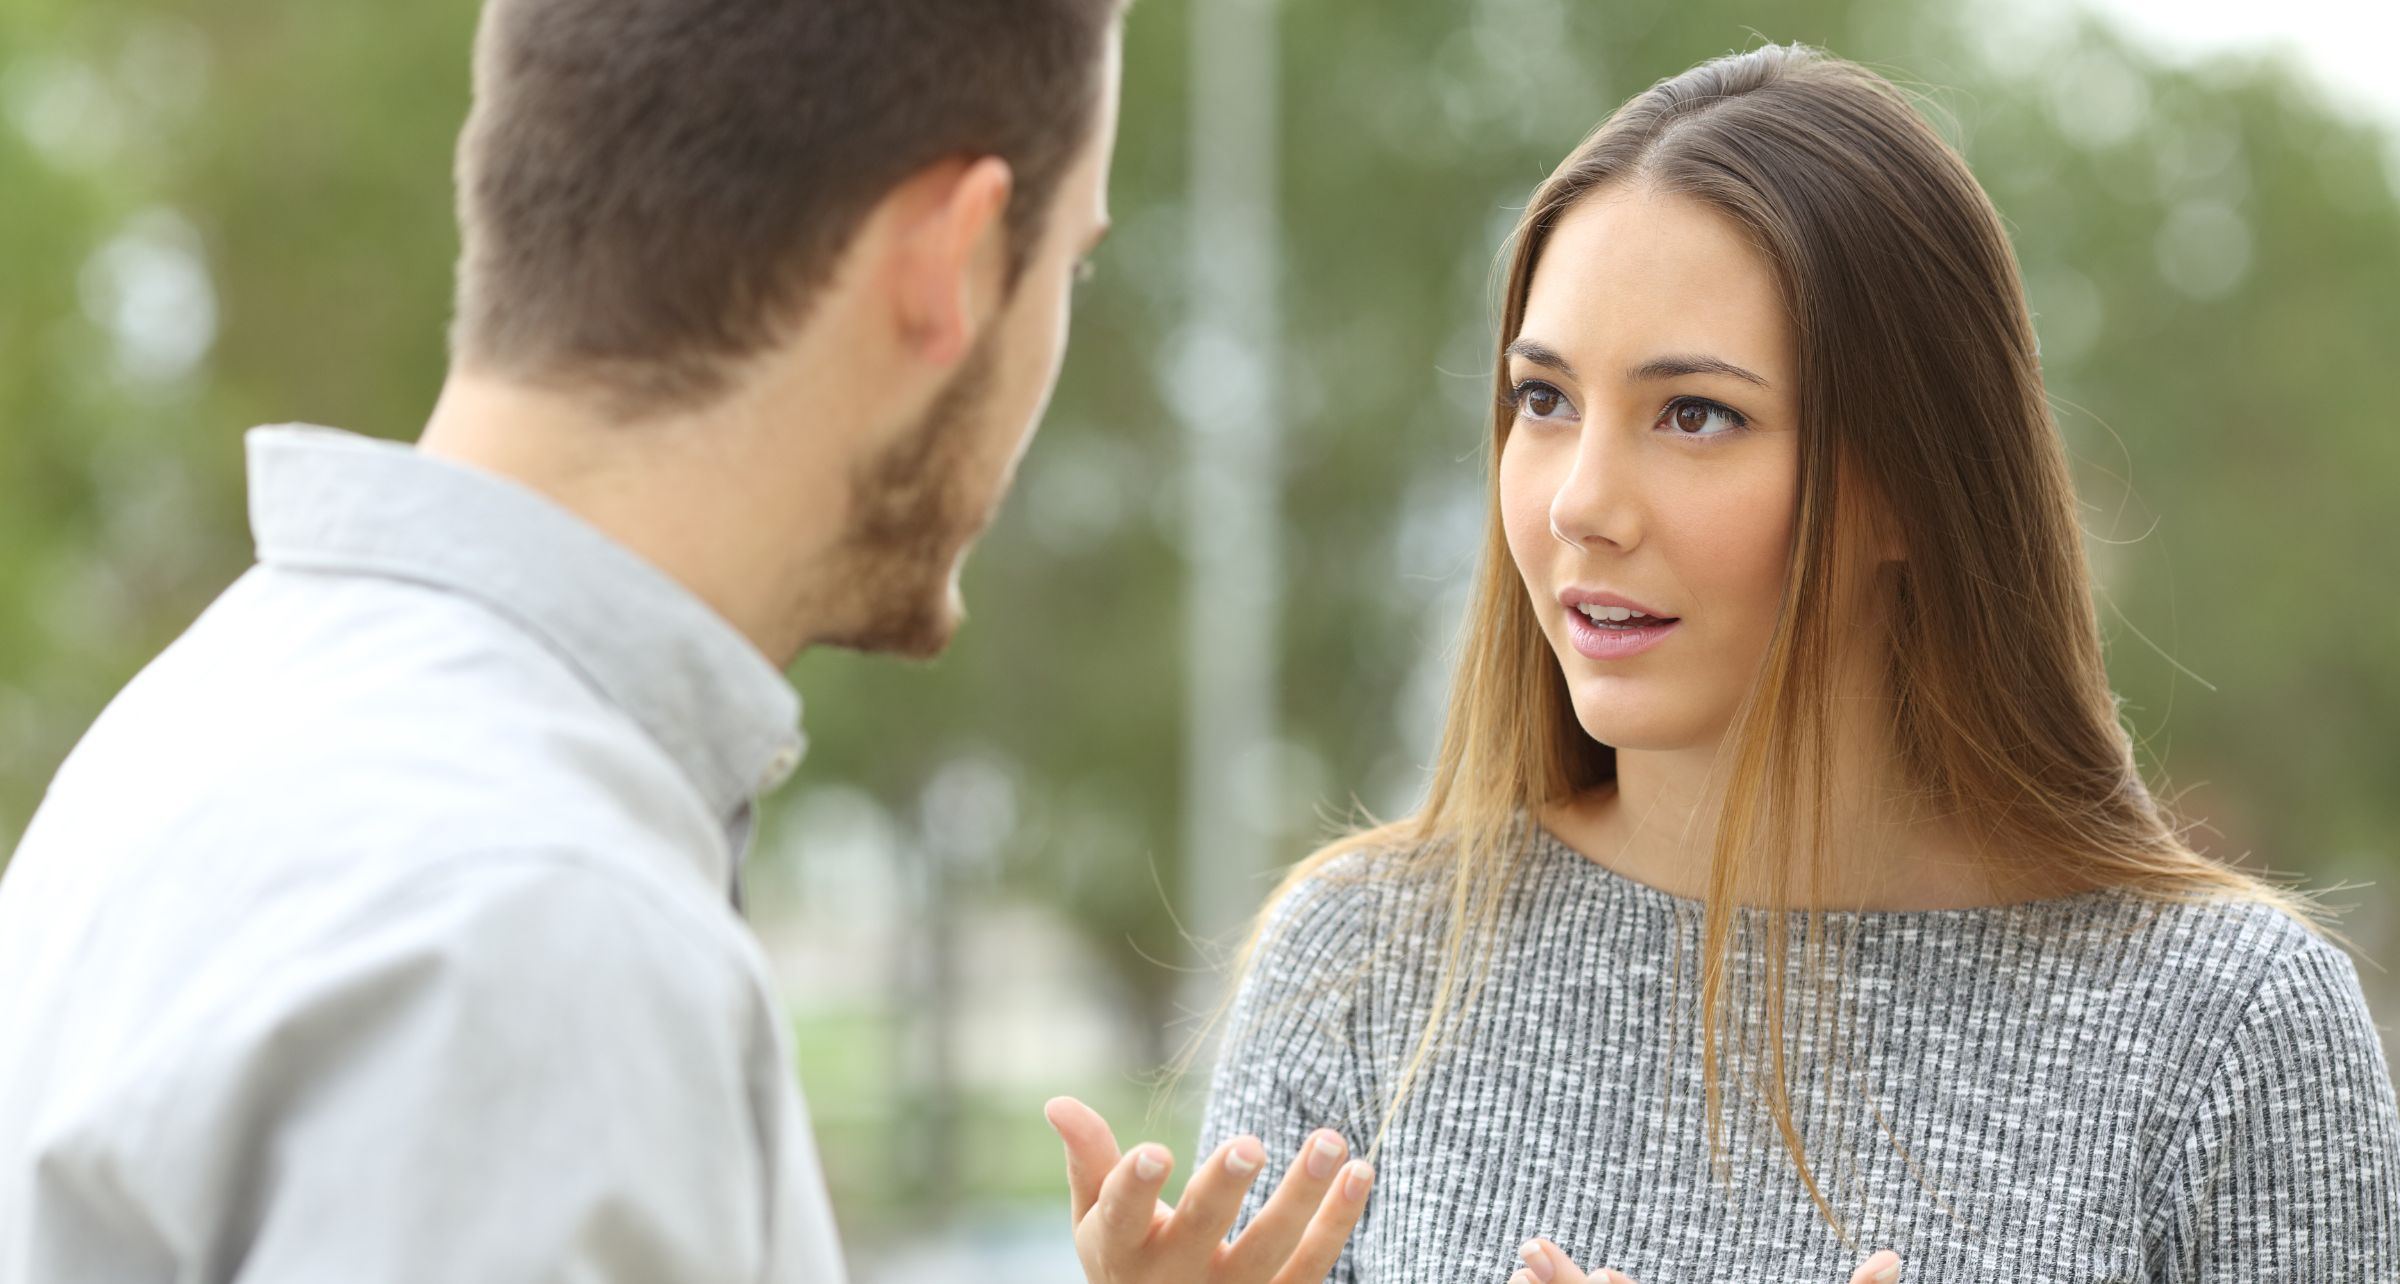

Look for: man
[0,1,1365,1279]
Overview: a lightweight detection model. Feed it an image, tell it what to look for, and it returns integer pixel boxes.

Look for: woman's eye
[1512,380,1573,421]
[1661,396,1747,437]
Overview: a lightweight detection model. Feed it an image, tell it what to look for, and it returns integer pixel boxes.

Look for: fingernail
[1344,1160,1374,1201]
[1871,1258,1899,1284]
[1134,1146,1167,1181]
[1519,1239,1556,1283]
[1226,1139,1263,1175]
[1307,1133,1348,1179]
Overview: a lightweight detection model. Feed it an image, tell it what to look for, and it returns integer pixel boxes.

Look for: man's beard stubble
[804,332,1005,659]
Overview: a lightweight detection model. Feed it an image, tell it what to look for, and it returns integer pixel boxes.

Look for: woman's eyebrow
[1502,339,1578,378]
[1628,354,1772,388]
[1505,340,1771,390]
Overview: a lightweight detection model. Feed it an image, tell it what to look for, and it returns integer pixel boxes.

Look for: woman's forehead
[1518,188,1793,389]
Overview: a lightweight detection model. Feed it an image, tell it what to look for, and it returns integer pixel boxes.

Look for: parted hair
[450,0,1123,414]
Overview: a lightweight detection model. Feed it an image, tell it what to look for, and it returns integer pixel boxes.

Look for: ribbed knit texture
[1199,827,2400,1282]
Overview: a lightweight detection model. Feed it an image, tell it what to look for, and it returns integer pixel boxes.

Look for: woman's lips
[1563,607,1681,660]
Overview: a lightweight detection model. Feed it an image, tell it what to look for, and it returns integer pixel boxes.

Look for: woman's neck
[1538,731,2051,913]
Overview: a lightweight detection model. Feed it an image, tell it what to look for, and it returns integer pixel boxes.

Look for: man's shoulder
[68,565,629,789]
[38,563,719,881]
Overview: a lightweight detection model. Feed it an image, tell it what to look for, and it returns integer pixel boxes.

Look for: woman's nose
[1549,435,1642,552]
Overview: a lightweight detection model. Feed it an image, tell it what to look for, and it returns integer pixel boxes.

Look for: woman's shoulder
[1259,824,1472,924]
[1242,826,1470,974]
[2116,889,2400,1235]
[2079,886,2377,1061]
[2099,886,2351,984]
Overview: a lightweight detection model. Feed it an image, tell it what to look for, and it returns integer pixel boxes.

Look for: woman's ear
[1872,503,1906,564]
[1837,464,1907,565]
[1851,474,1906,565]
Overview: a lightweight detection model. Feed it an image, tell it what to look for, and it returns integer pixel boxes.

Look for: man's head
[444,0,1124,660]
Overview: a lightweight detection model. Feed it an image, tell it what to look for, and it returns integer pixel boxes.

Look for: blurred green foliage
[5,0,2397,1239]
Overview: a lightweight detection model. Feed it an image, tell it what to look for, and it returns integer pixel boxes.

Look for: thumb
[1513,1237,1601,1284]
[1043,1096,1122,1225]
[1848,1250,1901,1284]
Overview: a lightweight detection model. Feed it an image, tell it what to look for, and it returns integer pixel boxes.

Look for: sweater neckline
[1526,822,2129,925]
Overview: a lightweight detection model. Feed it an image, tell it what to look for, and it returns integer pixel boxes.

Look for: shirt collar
[244,424,807,833]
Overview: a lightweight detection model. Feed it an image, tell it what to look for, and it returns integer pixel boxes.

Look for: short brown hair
[450,0,1121,414]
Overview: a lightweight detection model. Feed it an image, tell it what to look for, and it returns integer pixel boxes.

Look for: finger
[1265,1158,1374,1284]
[1514,1238,1593,1284]
[1848,1250,1901,1284]
[1088,1142,1175,1267]
[1223,1128,1353,1275]
[1043,1096,1122,1225]
[1159,1135,1269,1261]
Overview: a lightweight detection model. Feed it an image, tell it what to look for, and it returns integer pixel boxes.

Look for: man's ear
[884,156,1015,369]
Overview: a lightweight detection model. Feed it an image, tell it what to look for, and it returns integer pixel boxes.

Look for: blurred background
[4,0,2397,1275]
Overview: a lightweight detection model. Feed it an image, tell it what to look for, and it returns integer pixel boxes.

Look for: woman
[1192,43,2400,1284]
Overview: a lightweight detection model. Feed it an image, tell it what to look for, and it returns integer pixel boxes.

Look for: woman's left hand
[1509,1237,1900,1284]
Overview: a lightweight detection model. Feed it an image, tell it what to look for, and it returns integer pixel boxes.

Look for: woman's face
[1499,185,1801,752]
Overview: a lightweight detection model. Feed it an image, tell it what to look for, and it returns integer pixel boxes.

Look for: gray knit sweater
[1198,827,2400,1282]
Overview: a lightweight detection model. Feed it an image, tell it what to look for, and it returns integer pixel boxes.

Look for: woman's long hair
[1186,43,2321,1241]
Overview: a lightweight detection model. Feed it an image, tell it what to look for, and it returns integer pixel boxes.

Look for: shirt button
[762,744,802,788]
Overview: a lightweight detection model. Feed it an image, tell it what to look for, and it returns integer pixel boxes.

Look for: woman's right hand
[1045,1096,1375,1284]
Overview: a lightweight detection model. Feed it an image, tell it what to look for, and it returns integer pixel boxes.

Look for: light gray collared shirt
[0,426,848,1283]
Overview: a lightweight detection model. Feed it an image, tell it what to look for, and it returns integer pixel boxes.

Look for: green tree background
[5,0,2396,1253]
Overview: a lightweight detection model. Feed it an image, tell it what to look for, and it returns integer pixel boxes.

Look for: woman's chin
[1568,702,1711,753]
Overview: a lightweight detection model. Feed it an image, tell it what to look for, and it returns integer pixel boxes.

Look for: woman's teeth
[1577,605,1669,627]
